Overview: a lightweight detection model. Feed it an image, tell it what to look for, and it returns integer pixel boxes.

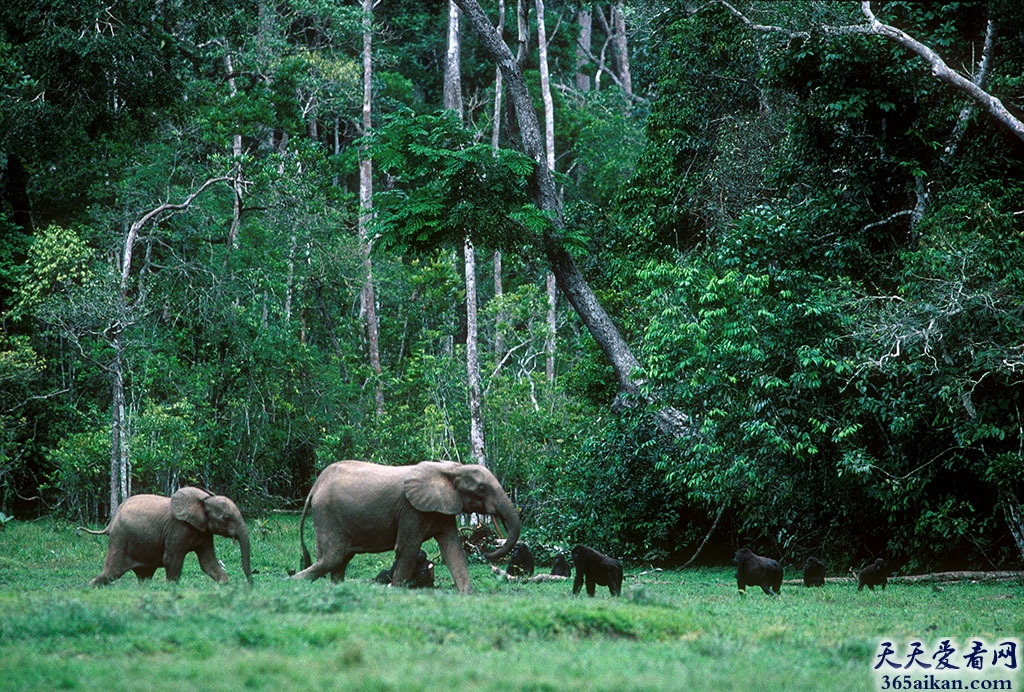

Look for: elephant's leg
[389,545,421,587]
[293,548,355,582]
[89,569,121,587]
[196,543,230,583]
[328,552,355,582]
[89,545,133,586]
[435,529,471,594]
[134,566,158,582]
[163,549,187,582]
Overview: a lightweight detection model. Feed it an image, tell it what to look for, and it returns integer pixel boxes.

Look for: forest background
[1,0,1023,575]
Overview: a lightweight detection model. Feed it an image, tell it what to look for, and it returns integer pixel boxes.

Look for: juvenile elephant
[79,487,252,586]
[291,460,521,594]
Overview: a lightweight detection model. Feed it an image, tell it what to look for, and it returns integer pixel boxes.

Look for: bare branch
[4,388,71,414]
[860,209,914,233]
[942,18,997,165]
[121,174,237,292]
[573,38,650,105]
[709,0,809,40]
[713,1,1024,145]
[823,2,1024,145]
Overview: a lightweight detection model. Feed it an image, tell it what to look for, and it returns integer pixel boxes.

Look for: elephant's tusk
[486,515,506,540]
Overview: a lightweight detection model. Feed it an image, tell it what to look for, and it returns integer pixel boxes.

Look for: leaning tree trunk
[454,1,633,390]
[454,0,694,439]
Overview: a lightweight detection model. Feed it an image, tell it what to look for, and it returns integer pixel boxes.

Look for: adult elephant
[291,460,520,594]
[79,487,252,586]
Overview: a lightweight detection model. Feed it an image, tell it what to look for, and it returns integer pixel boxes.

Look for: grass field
[1,516,1021,691]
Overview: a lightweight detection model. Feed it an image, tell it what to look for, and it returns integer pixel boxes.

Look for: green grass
[1,517,1021,691]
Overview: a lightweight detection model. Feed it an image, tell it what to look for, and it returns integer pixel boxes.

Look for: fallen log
[891,570,1023,584]
[783,570,1023,586]
[491,565,569,583]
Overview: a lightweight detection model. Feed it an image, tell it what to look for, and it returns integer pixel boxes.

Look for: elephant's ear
[171,487,213,531]
[404,462,463,515]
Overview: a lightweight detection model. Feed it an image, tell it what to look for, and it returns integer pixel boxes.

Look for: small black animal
[571,545,622,597]
[550,553,572,577]
[734,548,782,596]
[857,558,888,591]
[374,549,435,589]
[802,556,826,587]
[507,542,535,577]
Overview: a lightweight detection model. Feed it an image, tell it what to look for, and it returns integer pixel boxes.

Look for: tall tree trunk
[575,6,593,91]
[493,249,504,369]
[610,1,633,99]
[444,0,465,117]
[446,0,487,465]
[491,0,506,370]
[359,0,384,416]
[465,239,487,465]
[536,0,558,384]
[454,0,694,439]
[109,334,129,517]
[224,52,244,256]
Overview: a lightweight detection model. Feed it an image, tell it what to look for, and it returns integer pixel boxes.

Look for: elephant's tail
[298,486,314,570]
[76,525,110,536]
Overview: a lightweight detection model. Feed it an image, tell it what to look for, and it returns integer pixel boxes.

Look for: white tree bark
[359,0,384,416]
[491,0,506,370]
[465,238,487,465]
[446,0,487,465]
[610,1,632,98]
[575,6,592,91]
[536,0,558,384]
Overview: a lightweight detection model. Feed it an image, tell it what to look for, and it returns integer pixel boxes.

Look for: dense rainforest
[1,0,1023,574]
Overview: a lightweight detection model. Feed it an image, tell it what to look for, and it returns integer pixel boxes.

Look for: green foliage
[130,401,207,494]
[18,225,95,310]
[43,427,109,522]
[369,109,541,255]
[529,414,684,563]
[0,335,42,508]
[560,89,647,208]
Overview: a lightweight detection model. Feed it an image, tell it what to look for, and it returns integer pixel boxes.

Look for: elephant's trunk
[236,525,254,586]
[483,492,521,561]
